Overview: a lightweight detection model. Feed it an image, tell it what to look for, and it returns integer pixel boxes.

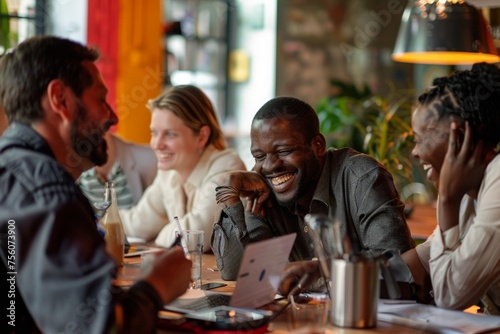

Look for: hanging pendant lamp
[392,0,500,65]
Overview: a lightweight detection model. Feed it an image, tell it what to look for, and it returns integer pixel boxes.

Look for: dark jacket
[0,123,161,334]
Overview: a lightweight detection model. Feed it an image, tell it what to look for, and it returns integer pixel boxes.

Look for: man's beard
[70,101,108,167]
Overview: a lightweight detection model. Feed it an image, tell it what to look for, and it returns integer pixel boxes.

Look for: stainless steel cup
[330,256,380,328]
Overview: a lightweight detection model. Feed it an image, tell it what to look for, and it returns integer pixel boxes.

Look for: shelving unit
[163,0,229,118]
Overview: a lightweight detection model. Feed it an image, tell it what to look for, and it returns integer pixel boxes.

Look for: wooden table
[114,206,442,332]
[116,204,438,288]
[406,203,437,240]
[116,252,438,333]
[114,251,235,290]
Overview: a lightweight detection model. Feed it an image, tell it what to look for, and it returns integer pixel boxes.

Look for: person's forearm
[211,204,248,280]
[120,188,167,241]
[211,201,275,280]
[437,195,461,232]
[358,198,415,255]
[120,281,162,334]
[120,206,164,241]
[401,248,433,303]
[215,185,241,207]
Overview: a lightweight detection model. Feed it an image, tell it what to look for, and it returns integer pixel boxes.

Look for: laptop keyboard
[182,294,232,311]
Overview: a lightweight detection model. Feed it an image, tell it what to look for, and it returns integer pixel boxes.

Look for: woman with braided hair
[402,62,500,314]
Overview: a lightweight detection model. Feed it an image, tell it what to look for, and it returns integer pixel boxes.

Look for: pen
[174,216,183,234]
[173,216,188,254]
[276,273,310,321]
[169,233,183,249]
[287,273,310,299]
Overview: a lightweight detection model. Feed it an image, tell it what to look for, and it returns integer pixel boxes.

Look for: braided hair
[417,62,500,147]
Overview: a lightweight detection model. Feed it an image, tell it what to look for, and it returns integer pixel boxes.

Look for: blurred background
[2,0,500,203]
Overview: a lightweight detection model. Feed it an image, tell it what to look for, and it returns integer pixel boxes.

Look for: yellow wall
[116,0,163,144]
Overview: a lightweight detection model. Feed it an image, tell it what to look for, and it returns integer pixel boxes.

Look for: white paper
[229,233,296,309]
[378,299,500,333]
[124,246,162,257]
[126,236,147,244]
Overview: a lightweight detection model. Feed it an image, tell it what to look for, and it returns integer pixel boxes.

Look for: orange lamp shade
[392,0,500,65]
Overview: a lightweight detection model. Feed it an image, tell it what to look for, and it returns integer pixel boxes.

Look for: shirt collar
[310,149,333,214]
[1,122,55,158]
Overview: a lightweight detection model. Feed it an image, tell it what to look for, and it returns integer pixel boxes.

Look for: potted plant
[316,80,435,209]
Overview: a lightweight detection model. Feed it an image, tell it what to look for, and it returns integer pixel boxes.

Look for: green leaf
[0,0,10,54]
[0,0,10,55]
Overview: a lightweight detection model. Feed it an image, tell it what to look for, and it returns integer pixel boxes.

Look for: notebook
[164,232,297,313]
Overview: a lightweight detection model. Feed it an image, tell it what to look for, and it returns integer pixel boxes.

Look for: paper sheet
[378,299,500,333]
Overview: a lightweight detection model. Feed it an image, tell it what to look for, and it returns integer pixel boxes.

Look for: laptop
[164,232,297,313]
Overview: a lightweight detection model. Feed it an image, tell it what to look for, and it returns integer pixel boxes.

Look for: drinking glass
[288,293,330,334]
[181,230,204,289]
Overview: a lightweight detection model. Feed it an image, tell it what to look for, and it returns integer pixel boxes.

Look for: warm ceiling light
[392,0,500,65]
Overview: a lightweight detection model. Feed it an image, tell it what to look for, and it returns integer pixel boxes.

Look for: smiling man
[211,96,415,281]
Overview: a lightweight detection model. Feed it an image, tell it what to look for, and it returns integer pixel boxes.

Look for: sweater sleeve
[429,158,500,311]
[211,202,273,280]
[352,164,415,256]
[120,174,168,242]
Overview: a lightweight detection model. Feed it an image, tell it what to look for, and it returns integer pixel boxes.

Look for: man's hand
[278,260,321,296]
[216,171,272,216]
[141,247,192,304]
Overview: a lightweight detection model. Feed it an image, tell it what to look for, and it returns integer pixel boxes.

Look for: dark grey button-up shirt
[211,147,415,280]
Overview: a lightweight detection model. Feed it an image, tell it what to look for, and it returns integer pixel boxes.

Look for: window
[0,0,46,55]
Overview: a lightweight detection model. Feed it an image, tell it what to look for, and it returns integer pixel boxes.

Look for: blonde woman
[120,85,246,249]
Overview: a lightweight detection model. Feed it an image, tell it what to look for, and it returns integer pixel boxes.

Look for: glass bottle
[100,181,125,266]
